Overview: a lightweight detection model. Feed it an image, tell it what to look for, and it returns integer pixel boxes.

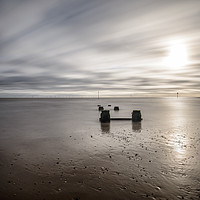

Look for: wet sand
[0,98,200,200]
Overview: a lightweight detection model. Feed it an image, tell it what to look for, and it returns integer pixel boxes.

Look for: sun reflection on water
[171,131,187,159]
[167,99,188,160]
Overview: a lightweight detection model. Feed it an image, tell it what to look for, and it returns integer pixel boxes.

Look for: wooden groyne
[110,118,132,120]
[99,110,142,122]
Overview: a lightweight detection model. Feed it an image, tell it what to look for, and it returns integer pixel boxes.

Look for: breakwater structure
[99,110,142,122]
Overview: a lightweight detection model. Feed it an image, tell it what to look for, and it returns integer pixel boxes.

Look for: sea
[0,97,199,200]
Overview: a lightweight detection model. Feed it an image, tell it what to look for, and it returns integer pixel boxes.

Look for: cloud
[0,0,200,97]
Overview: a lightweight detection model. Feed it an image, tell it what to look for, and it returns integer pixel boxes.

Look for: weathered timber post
[100,110,110,123]
[132,110,142,122]
[98,106,104,111]
[114,106,119,111]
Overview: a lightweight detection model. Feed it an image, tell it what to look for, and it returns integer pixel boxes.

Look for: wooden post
[132,110,142,122]
[100,110,110,123]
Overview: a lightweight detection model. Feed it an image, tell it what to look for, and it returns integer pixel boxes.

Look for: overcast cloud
[0,0,200,97]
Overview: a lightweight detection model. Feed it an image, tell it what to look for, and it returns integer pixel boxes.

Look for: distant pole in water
[177,92,179,98]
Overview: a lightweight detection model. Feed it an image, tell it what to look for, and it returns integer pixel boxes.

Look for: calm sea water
[0,98,199,200]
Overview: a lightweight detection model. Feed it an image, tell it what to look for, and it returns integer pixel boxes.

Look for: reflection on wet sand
[168,99,188,159]
[170,131,188,160]
[132,122,142,132]
[100,122,110,133]
[101,121,142,133]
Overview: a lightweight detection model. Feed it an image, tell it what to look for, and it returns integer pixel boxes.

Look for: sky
[0,0,200,97]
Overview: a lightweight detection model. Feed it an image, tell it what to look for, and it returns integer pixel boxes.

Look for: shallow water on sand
[0,98,200,200]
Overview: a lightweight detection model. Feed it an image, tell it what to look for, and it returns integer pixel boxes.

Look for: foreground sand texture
[0,98,200,200]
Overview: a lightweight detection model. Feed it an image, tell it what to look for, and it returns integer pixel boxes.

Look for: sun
[163,41,188,70]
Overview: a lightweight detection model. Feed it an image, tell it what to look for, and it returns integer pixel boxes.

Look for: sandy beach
[0,98,200,200]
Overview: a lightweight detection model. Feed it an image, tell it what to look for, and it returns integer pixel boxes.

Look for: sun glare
[163,41,188,70]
